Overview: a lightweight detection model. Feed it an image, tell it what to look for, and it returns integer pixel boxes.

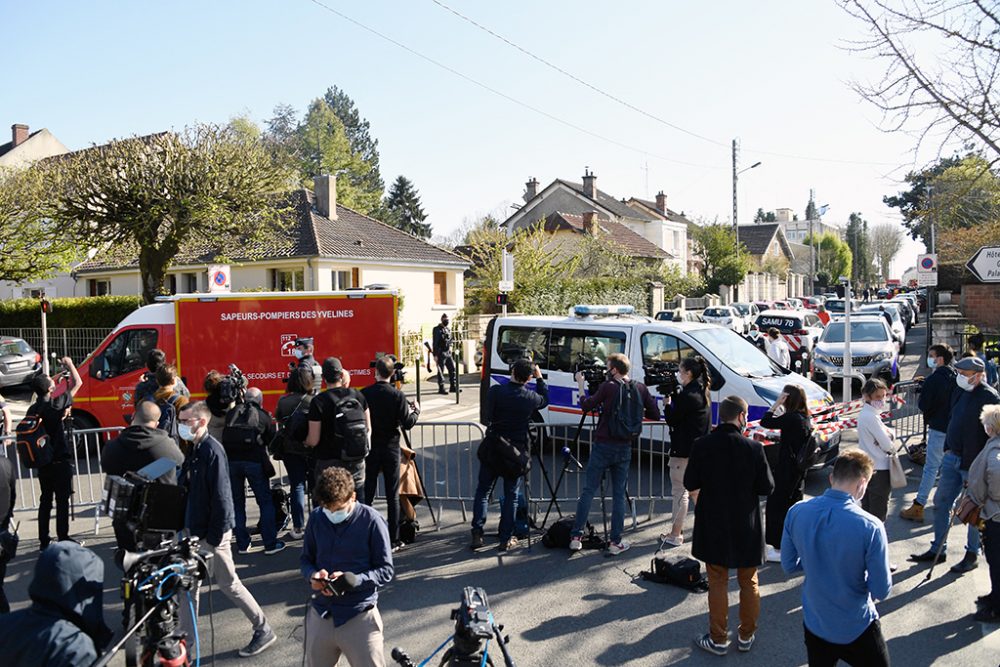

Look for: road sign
[916,253,938,286]
[208,264,231,293]
[966,246,1000,283]
[498,280,514,292]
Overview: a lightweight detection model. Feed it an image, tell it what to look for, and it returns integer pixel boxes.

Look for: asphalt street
[2,313,999,666]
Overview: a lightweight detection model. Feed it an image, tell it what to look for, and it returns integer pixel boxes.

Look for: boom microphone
[561,446,584,471]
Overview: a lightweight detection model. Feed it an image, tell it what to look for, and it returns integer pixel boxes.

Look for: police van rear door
[544,325,628,423]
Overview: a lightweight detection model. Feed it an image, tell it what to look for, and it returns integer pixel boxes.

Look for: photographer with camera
[276,365,318,540]
[569,353,659,554]
[471,358,547,551]
[134,349,189,406]
[660,356,712,547]
[362,356,420,549]
[0,541,112,666]
[301,466,394,667]
[177,401,277,658]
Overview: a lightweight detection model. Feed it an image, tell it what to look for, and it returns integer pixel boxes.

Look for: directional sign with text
[966,246,1000,283]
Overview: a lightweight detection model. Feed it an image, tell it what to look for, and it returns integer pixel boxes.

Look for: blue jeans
[572,442,631,544]
[230,460,278,550]
[284,454,309,531]
[471,461,518,544]
[930,451,981,555]
[914,428,946,506]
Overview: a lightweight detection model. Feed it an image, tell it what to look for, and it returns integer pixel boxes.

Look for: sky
[3,0,942,278]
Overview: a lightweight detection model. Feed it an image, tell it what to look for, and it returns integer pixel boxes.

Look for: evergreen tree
[324,86,385,205]
[383,175,431,239]
[805,198,819,221]
[846,212,872,285]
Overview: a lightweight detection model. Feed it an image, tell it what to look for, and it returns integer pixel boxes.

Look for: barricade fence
[0,327,112,364]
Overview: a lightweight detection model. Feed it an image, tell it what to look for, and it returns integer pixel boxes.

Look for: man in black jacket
[685,396,774,656]
[101,400,185,551]
[901,343,957,522]
[911,355,1000,573]
[134,348,189,406]
[362,356,419,549]
[471,359,548,551]
[0,454,14,613]
[432,314,458,395]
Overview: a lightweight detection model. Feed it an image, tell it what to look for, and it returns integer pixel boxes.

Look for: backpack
[325,391,369,462]
[794,432,821,474]
[607,381,645,441]
[256,487,289,534]
[542,516,601,549]
[15,407,53,469]
[222,403,264,459]
[641,554,709,592]
[156,394,182,442]
[476,431,530,479]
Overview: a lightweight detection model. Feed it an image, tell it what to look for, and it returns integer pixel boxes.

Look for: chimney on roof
[524,177,539,203]
[314,174,338,220]
[582,211,600,237]
[582,167,597,199]
[655,191,667,214]
[11,124,28,147]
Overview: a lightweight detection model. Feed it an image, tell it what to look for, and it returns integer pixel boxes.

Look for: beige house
[0,123,68,168]
[73,176,469,330]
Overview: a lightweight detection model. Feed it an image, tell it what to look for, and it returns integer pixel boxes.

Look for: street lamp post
[732,138,761,301]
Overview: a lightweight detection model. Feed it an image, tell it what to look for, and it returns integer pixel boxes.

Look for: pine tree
[383,175,431,238]
[324,86,385,204]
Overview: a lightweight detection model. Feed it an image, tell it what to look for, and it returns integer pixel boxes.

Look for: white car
[701,306,747,333]
[731,302,761,331]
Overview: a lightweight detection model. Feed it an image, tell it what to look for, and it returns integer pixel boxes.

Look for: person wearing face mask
[900,344,957,522]
[301,466,394,667]
[176,401,277,658]
[911,355,1000,573]
[292,337,323,393]
[966,404,1000,622]
[856,378,896,523]
[782,450,892,666]
[432,314,458,395]
[765,327,791,369]
[660,355,712,547]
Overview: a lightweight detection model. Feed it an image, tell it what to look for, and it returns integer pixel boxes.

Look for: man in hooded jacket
[0,541,112,666]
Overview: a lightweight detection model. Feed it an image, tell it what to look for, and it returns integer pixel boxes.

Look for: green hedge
[0,296,144,328]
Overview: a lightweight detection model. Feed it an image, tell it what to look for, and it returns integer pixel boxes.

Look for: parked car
[753,300,775,312]
[773,300,794,310]
[654,309,705,323]
[0,337,43,388]
[891,295,918,326]
[801,296,825,310]
[857,303,907,353]
[786,298,804,309]
[754,309,825,375]
[876,288,890,299]
[701,306,747,333]
[824,298,862,319]
[812,316,900,385]
[732,302,761,325]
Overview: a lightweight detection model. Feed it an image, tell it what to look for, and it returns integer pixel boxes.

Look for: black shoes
[974,605,1000,623]
[437,388,448,395]
[470,530,484,549]
[949,552,979,574]
[909,549,946,564]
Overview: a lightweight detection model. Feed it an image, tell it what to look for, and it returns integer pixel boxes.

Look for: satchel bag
[955,495,982,526]
[477,431,530,479]
[888,453,907,489]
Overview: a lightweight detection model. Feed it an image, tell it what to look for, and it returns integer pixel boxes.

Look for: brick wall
[960,284,1000,332]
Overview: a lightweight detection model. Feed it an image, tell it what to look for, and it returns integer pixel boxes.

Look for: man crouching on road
[301,466,394,667]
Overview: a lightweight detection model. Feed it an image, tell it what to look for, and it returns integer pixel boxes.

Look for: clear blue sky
[4,0,934,276]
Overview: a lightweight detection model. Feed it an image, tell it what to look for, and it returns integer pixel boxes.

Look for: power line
[303,0,724,170]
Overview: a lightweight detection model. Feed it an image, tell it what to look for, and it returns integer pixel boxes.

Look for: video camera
[215,363,248,404]
[371,354,406,384]
[643,360,680,397]
[102,459,187,548]
[575,355,607,394]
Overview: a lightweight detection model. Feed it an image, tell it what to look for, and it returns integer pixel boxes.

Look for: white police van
[479,305,835,432]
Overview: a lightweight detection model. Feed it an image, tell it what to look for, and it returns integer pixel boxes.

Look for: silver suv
[811,316,900,385]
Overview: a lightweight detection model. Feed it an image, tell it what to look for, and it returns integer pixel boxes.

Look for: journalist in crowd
[134,348,189,405]
[275,365,317,540]
[967,404,1000,622]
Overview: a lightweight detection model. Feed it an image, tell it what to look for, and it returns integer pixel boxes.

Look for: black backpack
[15,406,53,469]
[156,394,182,442]
[270,395,312,459]
[326,391,369,462]
[794,432,821,474]
[542,516,601,549]
[607,381,645,441]
[222,403,264,459]
[641,554,709,592]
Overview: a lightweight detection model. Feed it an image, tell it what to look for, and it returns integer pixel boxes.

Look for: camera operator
[134,348,189,406]
[433,314,458,395]
[301,466,394,667]
[0,541,112,666]
[177,401,277,658]
[276,365,318,540]
[470,358,548,551]
[362,356,420,549]
[660,356,712,547]
[100,400,184,551]
[223,386,285,555]
[204,369,237,441]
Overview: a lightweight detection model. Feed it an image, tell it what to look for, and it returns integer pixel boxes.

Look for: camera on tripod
[575,356,607,394]
[643,360,680,396]
[371,354,407,384]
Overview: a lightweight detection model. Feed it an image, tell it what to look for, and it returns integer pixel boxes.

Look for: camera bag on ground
[608,380,645,441]
[477,431,530,479]
[399,518,420,544]
[640,553,709,593]
[907,441,927,466]
[327,391,369,462]
[794,432,822,474]
[222,402,265,460]
[15,406,53,469]
[542,515,602,549]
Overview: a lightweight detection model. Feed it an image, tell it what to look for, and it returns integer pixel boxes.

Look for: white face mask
[675,371,684,385]
[178,423,195,442]
[870,399,887,411]
[323,503,353,524]
[957,374,976,392]
[292,348,305,359]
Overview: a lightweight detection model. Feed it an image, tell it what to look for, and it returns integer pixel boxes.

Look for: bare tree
[840,0,1000,161]
[870,223,905,280]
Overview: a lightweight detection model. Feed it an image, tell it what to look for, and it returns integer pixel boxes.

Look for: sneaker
[288,528,305,540]
[498,537,518,552]
[470,530,484,550]
[607,540,630,556]
[694,633,730,656]
[569,536,583,551]
[659,533,683,547]
[737,634,755,652]
[238,626,277,657]
[264,541,287,555]
[237,544,261,555]
[391,541,406,553]
[59,537,85,547]
[765,546,782,563]
[437,388,448,395]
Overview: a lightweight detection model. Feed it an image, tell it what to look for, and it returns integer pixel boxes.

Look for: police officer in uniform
[432,315,457,395]
[292,337,322,393]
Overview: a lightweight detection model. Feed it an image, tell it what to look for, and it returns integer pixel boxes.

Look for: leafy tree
[44,125,290,303]
[383,175,431,239]
[693,223,751,293]
[846,212,873,285]
[804,232,852,285]
[884,153,971,246]
[753,208,777,223]
[0,166,80,283]
[324,86,384,200]
[869,223,904,281]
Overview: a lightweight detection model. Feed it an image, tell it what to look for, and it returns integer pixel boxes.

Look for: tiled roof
[544,211,672,259]
[555,180,656,222]
[737,223,785,256]
[628,197,695,226]
[76,189,467,273]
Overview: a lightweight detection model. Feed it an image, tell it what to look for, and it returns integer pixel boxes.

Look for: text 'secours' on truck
[72,291,399,430]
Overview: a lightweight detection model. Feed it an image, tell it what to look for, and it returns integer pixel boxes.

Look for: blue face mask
[927,356,936,368]
[323,503,353,524]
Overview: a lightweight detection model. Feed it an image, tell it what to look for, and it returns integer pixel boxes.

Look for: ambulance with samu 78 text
[70,291,399,430]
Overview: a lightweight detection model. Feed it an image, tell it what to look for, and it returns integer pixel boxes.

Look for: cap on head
[955,356,986,372]
[322,357,344,383]
[294,337,314,348]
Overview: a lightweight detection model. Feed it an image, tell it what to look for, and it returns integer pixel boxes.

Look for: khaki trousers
[706,564,760,645]
[669,457,697,535]
[305,605,385,667]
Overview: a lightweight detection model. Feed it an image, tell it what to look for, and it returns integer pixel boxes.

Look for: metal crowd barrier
[889,380,925,448]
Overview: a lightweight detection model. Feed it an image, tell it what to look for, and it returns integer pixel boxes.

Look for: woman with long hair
[661,355,712,546]
[857,378,896,523]
[761,383,812,562]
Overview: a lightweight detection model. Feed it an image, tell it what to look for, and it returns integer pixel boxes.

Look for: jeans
[284,454,309,531]
[471,461,518,544]
[984,520,1000,611]
[572,442,631,544]
[229,460,278,550]
[930,451,981,554]
[37,460,74,546]
[804,619,890,667]
[707,564,759,645]
[914,428,946,506]
[365,445,401,544]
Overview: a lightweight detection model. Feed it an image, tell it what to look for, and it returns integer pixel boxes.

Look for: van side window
[100,329,159,379]
[497,326,549,369]
[641,332,695,365]
[547,329,626,373]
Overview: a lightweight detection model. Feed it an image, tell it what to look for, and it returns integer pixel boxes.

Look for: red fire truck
[71,291,399,430]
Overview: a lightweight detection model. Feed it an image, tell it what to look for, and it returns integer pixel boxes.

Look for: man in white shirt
[765,328,791,368]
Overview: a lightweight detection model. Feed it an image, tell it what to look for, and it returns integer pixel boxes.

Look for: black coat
[918,364,957,433]
[662,381,710,458]
[684,423,774,568]
[759,410,811,477]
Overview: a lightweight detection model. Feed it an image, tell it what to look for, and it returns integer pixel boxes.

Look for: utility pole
[926,186,935,350]
[809,188,816,296]
[732,139,739,301]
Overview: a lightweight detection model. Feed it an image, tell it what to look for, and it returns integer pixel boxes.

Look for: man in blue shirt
[782,450,892,666]
[301,466,394,667]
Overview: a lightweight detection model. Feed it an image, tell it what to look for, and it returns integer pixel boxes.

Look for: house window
[434,272,447,305]
[21,288,44,299]
[332,270,352,290]
[272,269,305,292]
[182,273,199,293]
[88,279,110,296]
[166,275,178,295]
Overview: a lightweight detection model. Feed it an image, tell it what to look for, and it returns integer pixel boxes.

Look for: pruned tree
[692,223,751,293]
[383,175,431,238]
[870,223,905,281]
[44,125,290,303]
[840,0,1000,161]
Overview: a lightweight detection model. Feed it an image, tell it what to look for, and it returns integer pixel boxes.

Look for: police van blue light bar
[573,304,636,317]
